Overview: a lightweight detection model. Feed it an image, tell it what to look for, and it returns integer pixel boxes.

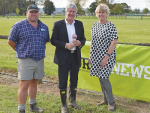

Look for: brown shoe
[97,100,108,106]
[29,103,44,112]
[108,103,116,111]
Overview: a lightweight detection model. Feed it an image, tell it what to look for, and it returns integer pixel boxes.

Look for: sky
[49,0,149,10]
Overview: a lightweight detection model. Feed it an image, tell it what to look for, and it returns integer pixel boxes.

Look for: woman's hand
[100,39,117,68]
[100,56,109,68]
[88,58,91,64]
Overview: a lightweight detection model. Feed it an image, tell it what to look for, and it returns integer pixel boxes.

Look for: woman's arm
[100,39,117,68]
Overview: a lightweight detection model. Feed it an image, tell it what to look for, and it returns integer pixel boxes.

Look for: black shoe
[29,103,44,112]
[19,110,25,113]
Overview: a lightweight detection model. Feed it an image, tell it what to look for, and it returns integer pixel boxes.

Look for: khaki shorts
[17,58,44,80]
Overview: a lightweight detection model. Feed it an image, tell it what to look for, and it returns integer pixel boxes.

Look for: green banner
[78,41,150,102]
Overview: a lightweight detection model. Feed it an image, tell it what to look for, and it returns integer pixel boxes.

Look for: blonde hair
[95,3,110,17]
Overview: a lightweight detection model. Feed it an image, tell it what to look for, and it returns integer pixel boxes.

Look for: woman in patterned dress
[89,3,118,111]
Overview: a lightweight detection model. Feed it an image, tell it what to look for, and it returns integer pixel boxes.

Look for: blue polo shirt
[8,19,50,61]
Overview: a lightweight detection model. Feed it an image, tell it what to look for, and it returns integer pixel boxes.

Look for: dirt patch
[0,72,150,113]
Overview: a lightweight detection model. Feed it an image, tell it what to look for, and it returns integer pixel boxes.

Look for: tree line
[0,0,149,16]
[0,0,55,16]
[86,0,149,15]
[69,0,149,15]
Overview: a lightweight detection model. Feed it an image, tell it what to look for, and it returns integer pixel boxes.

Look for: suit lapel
[62,19,69,42]
[74,20,79,40]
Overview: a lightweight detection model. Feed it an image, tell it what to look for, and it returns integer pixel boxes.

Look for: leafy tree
[16,0,45,15]
[43,0,55,15]
[110,3,132,14]
[17,0,36,15]
[75,2,85,14]
[142,8,149,14]
[100,0,114,4]
[0,0,8,16]
[111,4,122,14]
[0,0,45,16]
[85,8,90,15]
[134,8,140,14]
[0,6,1,15]
[0,0,17,16]
[120,3,131,13]
[97,0,114,8]
[6,1,18,14]
[88,2,98,15]
[109,3,117,9]
[88,0,116,15]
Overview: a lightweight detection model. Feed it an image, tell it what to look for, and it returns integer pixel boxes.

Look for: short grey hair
[65,3,78,13]
[95,3,110,17]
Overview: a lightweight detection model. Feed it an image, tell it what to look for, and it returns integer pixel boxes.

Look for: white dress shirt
[65,18,76,50]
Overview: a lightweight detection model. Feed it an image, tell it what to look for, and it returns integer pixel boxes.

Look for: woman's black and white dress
[90,21,118,79]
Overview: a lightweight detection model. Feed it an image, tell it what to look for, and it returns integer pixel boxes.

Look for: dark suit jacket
[51,19,86,67]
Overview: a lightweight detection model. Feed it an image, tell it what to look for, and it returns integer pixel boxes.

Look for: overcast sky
[49,0,148,10]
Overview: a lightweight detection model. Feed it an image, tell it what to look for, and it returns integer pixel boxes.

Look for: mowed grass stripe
[0,17,150,43]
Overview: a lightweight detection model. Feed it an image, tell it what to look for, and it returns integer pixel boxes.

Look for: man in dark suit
[51,3,86,113]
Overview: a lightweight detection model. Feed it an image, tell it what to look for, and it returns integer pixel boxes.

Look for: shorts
[17,58,44,80]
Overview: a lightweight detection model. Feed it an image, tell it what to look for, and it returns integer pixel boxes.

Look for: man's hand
[66,43,75,50]
[72,40,81,46]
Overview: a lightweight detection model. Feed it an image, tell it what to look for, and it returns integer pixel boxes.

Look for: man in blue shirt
[8,4,50,113]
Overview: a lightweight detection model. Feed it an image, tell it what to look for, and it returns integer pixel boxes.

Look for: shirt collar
[26,19,42,28]
[65,18,75,25]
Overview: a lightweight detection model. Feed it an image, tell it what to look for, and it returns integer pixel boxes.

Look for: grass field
[0,16,150,43]
[0,17,150,75]
[0,81,133,113]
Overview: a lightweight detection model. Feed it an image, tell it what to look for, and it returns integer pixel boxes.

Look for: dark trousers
[58,51,79,90]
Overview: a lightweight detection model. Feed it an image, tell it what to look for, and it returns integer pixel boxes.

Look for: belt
[70,50,76,53]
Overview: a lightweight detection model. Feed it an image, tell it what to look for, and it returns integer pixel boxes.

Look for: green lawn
[0,84,132,113]
[0,17,150,43]
[0,17,150,75]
